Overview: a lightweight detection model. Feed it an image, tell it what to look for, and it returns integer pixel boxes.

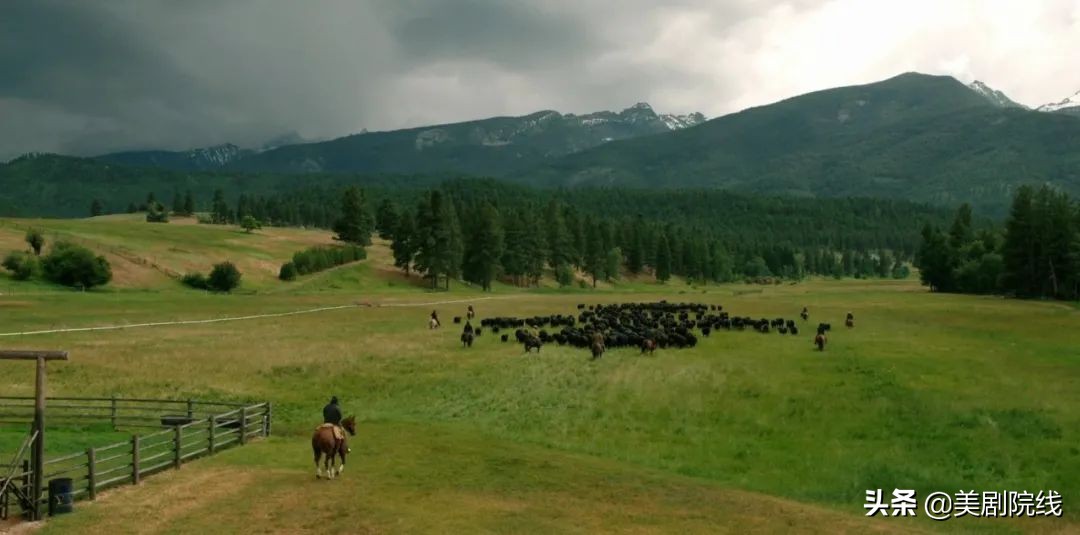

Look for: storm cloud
[2,0,1079,160]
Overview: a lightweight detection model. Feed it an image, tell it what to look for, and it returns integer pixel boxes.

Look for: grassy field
[1,217,1078,534]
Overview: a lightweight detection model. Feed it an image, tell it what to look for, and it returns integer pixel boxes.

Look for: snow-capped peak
[1037,89,1080,113]
[967,80,1026,109]
[660,112,706,130]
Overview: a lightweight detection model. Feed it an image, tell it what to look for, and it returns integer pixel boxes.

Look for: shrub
[207,262,241,293]
[41,242,112,288]
[180,272,208,290]
[196,214,213,224]
[2,251,39,280]
[145,201,169,223]
[279,262,297,281]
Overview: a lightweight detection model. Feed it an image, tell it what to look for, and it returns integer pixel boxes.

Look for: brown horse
[312,416,356,479]
[590,333,606,360]
[814,334,827,351]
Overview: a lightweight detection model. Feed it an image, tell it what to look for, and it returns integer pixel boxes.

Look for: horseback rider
[322,396,350,453]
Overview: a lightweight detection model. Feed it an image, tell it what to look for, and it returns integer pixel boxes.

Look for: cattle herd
[449,301,854,357]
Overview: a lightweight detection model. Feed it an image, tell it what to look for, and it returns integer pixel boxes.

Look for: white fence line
[0,296,510,337]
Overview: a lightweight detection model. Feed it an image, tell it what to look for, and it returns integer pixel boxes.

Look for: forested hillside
[522,73,1080,214]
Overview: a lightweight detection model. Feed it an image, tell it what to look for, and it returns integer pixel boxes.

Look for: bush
[145,201,169,223]
[278,262,298,281]
[2,251,39,280]
[180,272,208,290]
[41,242,112,288]
[207,262,241,293]
[196,214,213,224]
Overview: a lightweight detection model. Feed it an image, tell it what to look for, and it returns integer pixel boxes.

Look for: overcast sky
[3,0,1079,160]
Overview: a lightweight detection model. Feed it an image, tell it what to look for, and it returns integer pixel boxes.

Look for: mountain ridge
[91,103,706,175]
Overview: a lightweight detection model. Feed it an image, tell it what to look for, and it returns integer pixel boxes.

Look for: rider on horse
[322,396,350,453]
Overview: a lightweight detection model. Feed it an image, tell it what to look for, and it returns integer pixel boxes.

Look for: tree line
[382,190,915,290]
[106,179,953,289]
[917,185,1080,300]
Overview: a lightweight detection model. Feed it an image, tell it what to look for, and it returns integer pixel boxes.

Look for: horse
[461,331,475,347]
[523,336,542,353]
[312,416,357,479]
[814,334,827,351]
[589,333,606,360]
[800,308,809,321]
[467,305,475,321]
[429,317,440,329]
[640,338,657,355]
[845,312,854,328]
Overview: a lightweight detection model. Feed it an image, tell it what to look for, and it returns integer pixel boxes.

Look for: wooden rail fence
[0,397,271,520]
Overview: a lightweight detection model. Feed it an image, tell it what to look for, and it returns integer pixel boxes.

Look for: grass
[1,216,1078,534]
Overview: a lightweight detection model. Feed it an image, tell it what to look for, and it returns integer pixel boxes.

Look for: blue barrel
[48,477,74,516]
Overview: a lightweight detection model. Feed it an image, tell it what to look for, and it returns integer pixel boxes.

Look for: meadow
[1,216,1077,534]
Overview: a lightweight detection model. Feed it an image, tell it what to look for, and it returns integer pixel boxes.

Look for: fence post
[87,448,97,500]
[20,459,30,510]
[264,402,272,437]
[173,426,182,469]
[131,435,140,485]
[239,408,247,445]
[110,395,118,431]
[186,399,193,420]
[208,416,216,454]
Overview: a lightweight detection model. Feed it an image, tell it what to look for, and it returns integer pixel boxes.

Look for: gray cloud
[2,0,1079,161]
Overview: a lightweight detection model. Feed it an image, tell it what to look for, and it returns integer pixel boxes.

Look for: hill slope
[522,73,1080,212]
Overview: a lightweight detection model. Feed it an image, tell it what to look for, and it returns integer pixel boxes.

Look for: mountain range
[5,72,1080,217]
[96,104,706,176]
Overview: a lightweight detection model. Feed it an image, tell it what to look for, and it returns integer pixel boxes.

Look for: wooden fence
[0,398,271,520]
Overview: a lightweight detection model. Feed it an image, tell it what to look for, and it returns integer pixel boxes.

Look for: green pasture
[0,217,1077,534]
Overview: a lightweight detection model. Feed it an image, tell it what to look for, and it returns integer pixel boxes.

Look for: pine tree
[332,186,373,246]
[211,189,230,224]
[172,190,183,215]
[391,210,417,275]
[462,202,504,291]
[655,234,672,282]
[444,195,465,289]
[376,199,400,240]
[1002,186,1037,296]
[948,203,973,250]
[625,218,645,274]
[917,224,954,292]
[521,208,545,286]
[413,193,439,287]
[564,207,584,268]
[25,229,44,256]
[90,199,104,217]
[500,209,527,286]
[583,217,605,287]
[544,199,572,269]
[183,190,195,217]
[413,190,462,289]
[605,247,622,282]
